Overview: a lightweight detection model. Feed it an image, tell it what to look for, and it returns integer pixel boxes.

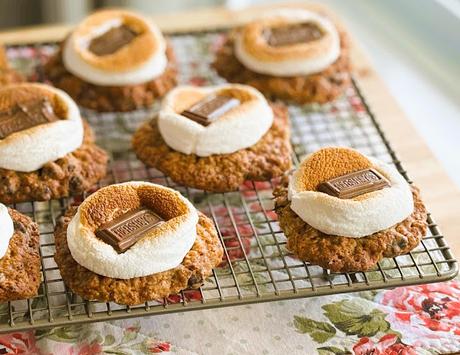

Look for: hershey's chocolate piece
[89,24,138,56]
[181,95,240,126]
[317,168,391,199]
[265,22,323,47]
[0,98,60,139]
[96,207,164,253]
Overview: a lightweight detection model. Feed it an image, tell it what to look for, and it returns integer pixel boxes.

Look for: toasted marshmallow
[0,203,14,259]
[67,182,199,279]
[0,83,83,172]
[234,9,340,77]
[158,84,273,156]
[288,148,414,237]
[63,9,167,86]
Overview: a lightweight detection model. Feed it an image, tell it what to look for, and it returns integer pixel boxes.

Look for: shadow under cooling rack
[0,32,457,332]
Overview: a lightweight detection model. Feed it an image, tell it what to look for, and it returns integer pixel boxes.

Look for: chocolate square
[265,22,323,47]
[95,207,164,253]
[0,98,60,139]
[181,95,240,126]
[317,168,391,199]
[89,25,138,56]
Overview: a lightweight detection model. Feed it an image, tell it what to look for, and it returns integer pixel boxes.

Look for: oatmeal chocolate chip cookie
[132,102,292,192]
[274,178,427,272]
[212,12,351,104]
[43,9,178,112]
[274,147,427,272]
[0,120,108,204]
[0,208,41,302]
[44,43,177,112]
[54,207,223,305]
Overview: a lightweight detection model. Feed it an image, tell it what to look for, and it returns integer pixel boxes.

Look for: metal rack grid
[0,32,457,333]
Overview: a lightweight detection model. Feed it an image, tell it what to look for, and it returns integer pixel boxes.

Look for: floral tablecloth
[1,280,459,354]
[2,33,459,355]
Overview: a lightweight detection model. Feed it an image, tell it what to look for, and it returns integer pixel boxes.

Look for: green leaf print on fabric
[35,324,88,342]
[103,334,116,346]
[231,261,270,292]
[322,299,390,337]
[121,327,140,343]
[293,316,336,343]
[317,346,352,355]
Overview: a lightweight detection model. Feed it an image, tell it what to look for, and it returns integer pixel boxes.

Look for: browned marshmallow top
[293,147,392,202]
[70,9,161,72]
[79,183,189,237]
[239,14,336,62]
[0,84,67,139]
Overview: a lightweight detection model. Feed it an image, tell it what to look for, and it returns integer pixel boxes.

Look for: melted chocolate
[181,95,240,126]
[89,25,138,56]
[265,22,323,47]
[95,207,164,253]
[0,98,60,139]
[317,169,391,199]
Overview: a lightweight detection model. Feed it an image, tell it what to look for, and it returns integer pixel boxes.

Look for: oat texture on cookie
[133,88,292,192]
[55,182,223,305]
[212,8,351,104]
[0,84,108,204]
[274,147,427,272]
[0,208,41,302]
[44,8,177,112]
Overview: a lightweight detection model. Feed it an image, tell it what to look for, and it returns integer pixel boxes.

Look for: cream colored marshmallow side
[0,84,84,172]
[0,204,14,259]
[158,84,273,156]
[67,182,199,279]
[63,18,167,86]
[288,157,414,237]
[234,9,340,76]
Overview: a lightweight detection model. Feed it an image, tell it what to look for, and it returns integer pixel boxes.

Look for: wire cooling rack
[1,32,457,333]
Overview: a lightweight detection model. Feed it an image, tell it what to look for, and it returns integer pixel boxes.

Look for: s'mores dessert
[0,203,41,302]
[274,147,427,272]
[213,8,351,104]
[54,182,223,305]
[0,45,23,86]
[132,83,292,192]
[0,83,108,204]
[44,9,177,112]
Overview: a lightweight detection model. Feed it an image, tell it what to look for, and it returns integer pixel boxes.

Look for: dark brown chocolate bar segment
[0,98,60,139]
[95,207,164,253]
[265,22,323,47]
[317,168,390,199]
[181,95,240,126]
[89,24,138,56]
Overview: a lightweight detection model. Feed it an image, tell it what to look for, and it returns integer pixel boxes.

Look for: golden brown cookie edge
[274,177,427,272]
[54,207,223,305]
[0,208,41,302]
[212,28,351,104]
[43,41,177,112]
[132,102,292,192]
[0,120,108,204]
